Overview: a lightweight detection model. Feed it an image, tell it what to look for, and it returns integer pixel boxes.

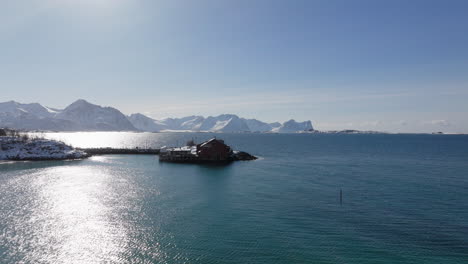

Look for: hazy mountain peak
[0,101,55,119]
[66,99,96,109]
[273,119,313,133]
[128,113,167,132]
[75,99,90,104]
[129,113,150,119]
[56,100,137,131]
[216,114,240,118]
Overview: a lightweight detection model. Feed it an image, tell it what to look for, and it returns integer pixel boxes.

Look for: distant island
[0,99,313,133]
[306,129,387,134]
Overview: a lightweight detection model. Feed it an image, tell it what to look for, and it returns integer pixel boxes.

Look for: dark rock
[231,151,258,161]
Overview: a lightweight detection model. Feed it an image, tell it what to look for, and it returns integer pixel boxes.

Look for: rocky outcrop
[231,151,258,161]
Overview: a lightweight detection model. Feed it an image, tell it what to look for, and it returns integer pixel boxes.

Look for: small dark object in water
[340,188,343,206]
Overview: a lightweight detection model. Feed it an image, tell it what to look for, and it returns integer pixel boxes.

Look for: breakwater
[79,148,160,155]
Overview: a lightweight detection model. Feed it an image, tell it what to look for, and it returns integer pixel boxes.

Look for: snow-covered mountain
[0,101,56,118]
[0,99,313,133]
[128,114,253,132]
[269,122,282,129]
[272,119,314,133]
[198,114,251,132]
[0,101,78,131]
[56,99,137,131]
[161,116,205,131]
[178,116,205,130]
[128,113,169,132]
[0,111,79,131]
[0,100,137,131]
[243,119,275,132]
[127,113,314,133]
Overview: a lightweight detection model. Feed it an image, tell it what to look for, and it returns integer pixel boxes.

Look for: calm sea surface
[1,133,468,263]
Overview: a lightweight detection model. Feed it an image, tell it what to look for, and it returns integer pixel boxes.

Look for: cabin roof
[199,138,225,148]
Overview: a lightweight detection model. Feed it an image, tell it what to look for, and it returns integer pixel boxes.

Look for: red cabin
[196,138,232,161]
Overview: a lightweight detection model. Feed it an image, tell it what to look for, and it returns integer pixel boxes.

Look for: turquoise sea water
[1,133,467,263]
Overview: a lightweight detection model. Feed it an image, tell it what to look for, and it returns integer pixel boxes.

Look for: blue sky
[1,0,467,132]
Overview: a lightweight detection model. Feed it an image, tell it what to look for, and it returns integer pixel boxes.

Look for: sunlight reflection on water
[33,132,169,149]
[0,162,168,263]
[89,155,112,163]
[3,166,118,263]
[38,166,125,263]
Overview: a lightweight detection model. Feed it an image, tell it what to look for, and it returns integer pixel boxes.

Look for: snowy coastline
[0,137,88,161]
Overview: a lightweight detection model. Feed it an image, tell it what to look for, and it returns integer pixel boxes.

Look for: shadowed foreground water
[1,133,468,263]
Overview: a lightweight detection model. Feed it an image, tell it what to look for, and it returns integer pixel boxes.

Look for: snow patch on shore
[0,137,88,160]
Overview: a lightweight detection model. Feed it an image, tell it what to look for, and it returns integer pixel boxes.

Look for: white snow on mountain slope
[56,99,137,131]
[0,101,55,118]
[213,119,232,131]
[0,101,80,131]
[216,115,251,132]
[272,119,314,133]
[198,114,250,132]
[243,119,274,132]
[44,106,60,114]
[161,116,205,130]
[128,113,168,132]
[179,116,205,130]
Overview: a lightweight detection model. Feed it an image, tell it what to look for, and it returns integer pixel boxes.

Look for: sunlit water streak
[1,133,468,263]
[31,132,208,149]
[0,164,126,263]
[0,156,181,263]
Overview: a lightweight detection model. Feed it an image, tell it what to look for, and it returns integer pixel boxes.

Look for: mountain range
[0,100,314,133]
